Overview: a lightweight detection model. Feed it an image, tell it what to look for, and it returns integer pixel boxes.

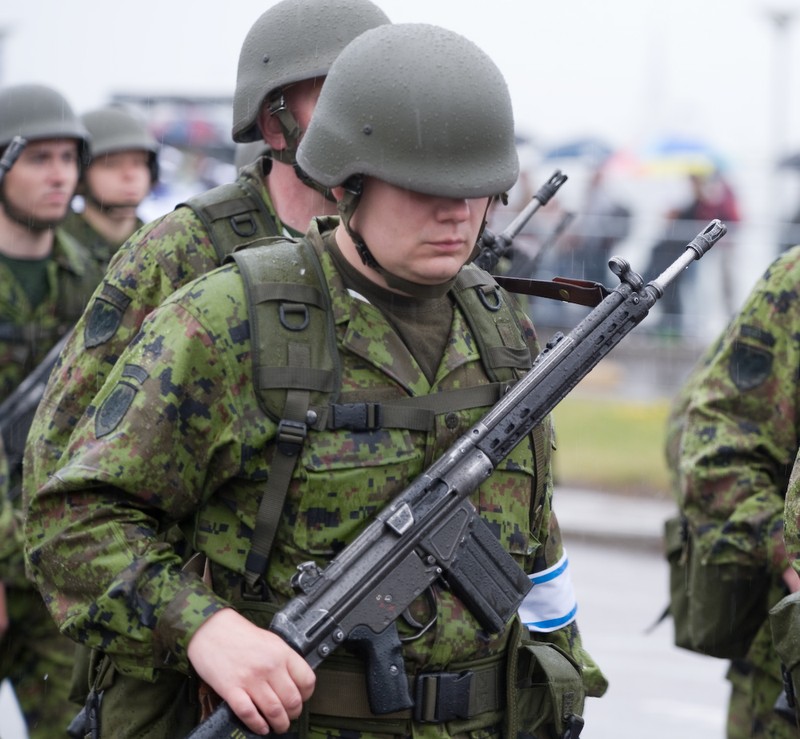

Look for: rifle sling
[494,275,609,308]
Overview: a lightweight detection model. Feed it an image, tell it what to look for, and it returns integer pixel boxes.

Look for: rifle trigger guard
[400,586,438,642]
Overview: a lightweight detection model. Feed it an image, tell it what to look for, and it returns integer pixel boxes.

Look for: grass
[550,393,673,497]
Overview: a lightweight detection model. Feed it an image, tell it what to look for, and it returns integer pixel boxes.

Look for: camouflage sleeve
[24,268,252,681]
[785,453,800,567]
[22,208,220,512]
[679,248,800,574]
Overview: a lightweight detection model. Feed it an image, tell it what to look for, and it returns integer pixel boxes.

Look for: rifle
[472,170,568,272]
[0,136,26,184]
[187,219,727,739]
[0,331,71,498]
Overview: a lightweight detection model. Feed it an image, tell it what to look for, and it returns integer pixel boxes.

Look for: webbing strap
[308,660,504,721]
[329,383,510,433]
[244,343,311,590]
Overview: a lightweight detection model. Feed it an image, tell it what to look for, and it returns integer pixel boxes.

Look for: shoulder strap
[231,237,340,592]
[180,178,281,264]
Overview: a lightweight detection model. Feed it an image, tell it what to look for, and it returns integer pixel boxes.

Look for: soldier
[25,22,606,739]
[669,246,800,737]
[22,0,391,520]
[0,83,102,739]
[62,105,159,268]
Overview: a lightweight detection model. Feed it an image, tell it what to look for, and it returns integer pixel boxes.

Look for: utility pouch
[507,636,585,738]
[665,514,769,659]
[770,591,800,724]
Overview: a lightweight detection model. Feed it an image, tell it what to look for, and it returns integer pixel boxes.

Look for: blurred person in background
[664,244,800,739]
[62,105,159,268]
[0,82,102,739]
[647,170,741,336]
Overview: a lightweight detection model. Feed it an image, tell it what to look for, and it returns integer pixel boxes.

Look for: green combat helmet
[0,83,90,163]
[81,106,160,183]
[232,0,391,160]
[297,23,519,291]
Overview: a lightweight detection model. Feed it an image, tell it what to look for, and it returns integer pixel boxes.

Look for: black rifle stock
[472,170,568,272]
[0,330,70,496]
[186,219,727,739]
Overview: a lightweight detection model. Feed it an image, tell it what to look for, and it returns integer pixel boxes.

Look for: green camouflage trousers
[0,586,77,739]
[726,657,796,738]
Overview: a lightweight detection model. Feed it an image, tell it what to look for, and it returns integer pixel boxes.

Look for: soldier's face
[2,139,79,225]
[351,177,489,287]
[85,150,152,214]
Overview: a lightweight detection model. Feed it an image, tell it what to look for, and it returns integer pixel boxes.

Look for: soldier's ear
[257,106,286,151]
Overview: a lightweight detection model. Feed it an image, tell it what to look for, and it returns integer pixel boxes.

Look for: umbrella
[542,137,615,166]
[640,136,726,176]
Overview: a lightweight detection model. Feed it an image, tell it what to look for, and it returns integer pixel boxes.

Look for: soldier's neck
[82,203,140,247]
[0,207,55,259]
[266,158,337,234]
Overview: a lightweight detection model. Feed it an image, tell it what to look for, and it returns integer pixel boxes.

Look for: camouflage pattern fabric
[0,228,103,404]
[61,208,145,268]
[0,230,102,738]
[674,246,800,737]
[25,219,605,737]
[23,162,280,511]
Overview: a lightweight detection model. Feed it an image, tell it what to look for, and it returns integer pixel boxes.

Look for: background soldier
[25,22,606,738]
[62,105,160,268]
[20,0,390,733]
[668,246,800,738]
[23,0,391,515]
[0,82,101,739]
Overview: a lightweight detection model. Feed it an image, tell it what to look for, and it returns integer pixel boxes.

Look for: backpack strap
[231,238,339,593]
[180,178,281,263]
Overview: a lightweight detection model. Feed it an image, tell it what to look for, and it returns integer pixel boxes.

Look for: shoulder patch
[95,382,138,437]
[729,340,773,391]
[84,284,132,348]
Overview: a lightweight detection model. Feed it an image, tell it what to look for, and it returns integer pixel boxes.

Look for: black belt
[310,660,505,723]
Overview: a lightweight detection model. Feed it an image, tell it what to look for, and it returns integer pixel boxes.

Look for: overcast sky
[1,0,799,169]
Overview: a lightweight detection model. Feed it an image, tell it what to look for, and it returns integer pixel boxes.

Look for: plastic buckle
[413,670,473,723]
[277,418,307,456]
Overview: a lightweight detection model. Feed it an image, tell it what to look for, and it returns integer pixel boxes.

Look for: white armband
[518,550,578,632]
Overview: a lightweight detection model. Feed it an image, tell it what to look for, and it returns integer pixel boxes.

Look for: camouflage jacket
[23,162,281,510]
[61,208,146,269]
[0,228,103,404]
[0,229,102,585]
[25,219,603,699]
[678,246,800,575]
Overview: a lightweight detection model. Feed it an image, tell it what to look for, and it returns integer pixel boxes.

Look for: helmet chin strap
[337,176,478,299]
[82,188,140,215]
[267,89,336,204]
[0,188,64,232]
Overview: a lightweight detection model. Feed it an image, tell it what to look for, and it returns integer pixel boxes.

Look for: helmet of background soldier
[81,106,160,184]
[232,0,391,144]
[296,23,519,199]
[0,83,90,164]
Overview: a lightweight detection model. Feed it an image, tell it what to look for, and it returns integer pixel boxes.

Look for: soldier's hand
[783,566,800,594]
[188,607,315,735]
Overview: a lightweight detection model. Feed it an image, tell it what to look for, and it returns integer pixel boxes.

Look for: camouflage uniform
[0,229,103,738]
[25,218,605,738]
[61,208,146,268]
[675,246,800,737]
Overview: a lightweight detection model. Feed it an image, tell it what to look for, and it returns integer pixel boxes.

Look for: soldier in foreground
[26,22,605,738]
[62,105,159,268]
[0,83,102,739]
[668,247,800,737]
